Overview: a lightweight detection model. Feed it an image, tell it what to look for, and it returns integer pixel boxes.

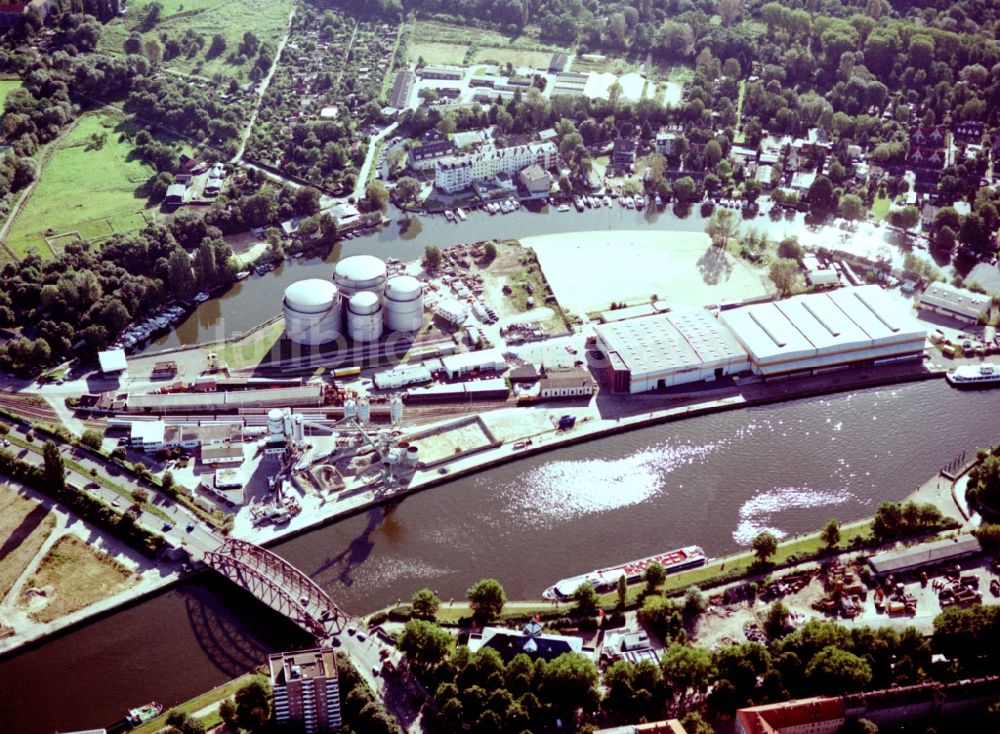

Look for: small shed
[98,348,127,375]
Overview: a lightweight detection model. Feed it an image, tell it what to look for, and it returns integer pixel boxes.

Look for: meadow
[6,113,162,257]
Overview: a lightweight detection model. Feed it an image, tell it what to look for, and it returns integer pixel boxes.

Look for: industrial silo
[333,255,388,298]
[346,291,384,343]
[383,275,424,332]
[389,395,404,424]
[283,279,342,346]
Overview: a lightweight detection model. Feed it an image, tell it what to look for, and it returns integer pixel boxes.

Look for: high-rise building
[268,648,342,733]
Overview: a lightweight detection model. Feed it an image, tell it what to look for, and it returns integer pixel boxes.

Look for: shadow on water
[309,507,383,587]
[184,579,310,678]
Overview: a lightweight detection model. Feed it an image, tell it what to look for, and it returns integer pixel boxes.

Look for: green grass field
[408,19,566,66]
[6,113,162,257]
[99,0,293,82]
[871,192,891,221]
[0,79,22,111]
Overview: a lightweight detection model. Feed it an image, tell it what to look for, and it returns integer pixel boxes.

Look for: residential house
[165,184,186,205]
[655,131,677,156]
[518,163,552,199]
[789,171,817,192]
[467,620,596,663]
[908,147,944,169]
[952,120,984,142]
[909,126,946,148]
[612,138,637,171]
[408,138,457,171]
[539,368,595,399]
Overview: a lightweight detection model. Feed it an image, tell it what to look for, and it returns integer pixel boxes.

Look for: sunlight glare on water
[488,441,724,528]
[733,487,858,544]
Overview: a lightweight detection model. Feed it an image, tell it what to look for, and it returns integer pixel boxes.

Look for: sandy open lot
[522,230,770,315]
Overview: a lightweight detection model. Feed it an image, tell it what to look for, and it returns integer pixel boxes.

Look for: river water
[2,380,996,734]
[144,201,916,351]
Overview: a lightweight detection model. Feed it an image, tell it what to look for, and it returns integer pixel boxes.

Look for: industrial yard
[64,235,957,547]
[522,230,773,316]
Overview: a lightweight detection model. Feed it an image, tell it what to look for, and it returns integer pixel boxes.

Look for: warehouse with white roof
[594,308,750,393]
[718,285,926,378]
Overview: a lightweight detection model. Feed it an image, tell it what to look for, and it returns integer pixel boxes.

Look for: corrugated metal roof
[868,535,980,574]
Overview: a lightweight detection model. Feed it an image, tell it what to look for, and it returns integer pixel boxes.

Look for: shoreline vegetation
[0,358,954,659]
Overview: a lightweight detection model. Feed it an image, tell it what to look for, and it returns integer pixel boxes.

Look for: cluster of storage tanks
[282,255,424,346]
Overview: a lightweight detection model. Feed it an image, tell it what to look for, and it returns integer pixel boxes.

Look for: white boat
[193,292,209,303]
[543,546,708,600]
[635,196,645,209]
[557,203,571,212]
[623,195,634,208]
[456,208,467,221]
[655,195,663,207]
[444,210,455,222]
[604,195,612,206]
[947,362,1000,388]
[573,196,585,212]
[235,271,250,281]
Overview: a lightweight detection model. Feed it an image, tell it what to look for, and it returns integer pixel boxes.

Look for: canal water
[144,201,916,351]
[2,380,996,734]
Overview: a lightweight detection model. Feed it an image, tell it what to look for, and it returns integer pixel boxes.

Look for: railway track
[0,393,60,423]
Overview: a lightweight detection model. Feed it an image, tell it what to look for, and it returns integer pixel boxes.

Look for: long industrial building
[719,286,926,378]
[125,385,323,413]
[594,308,750,393]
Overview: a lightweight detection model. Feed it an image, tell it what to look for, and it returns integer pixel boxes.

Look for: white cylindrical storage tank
[267,408,284,437]
[383,275,424,333]
[292,414,304,442]
[343,399,357,420]
[347,291,384,343]
[283,279,342,346]
[333,255,388,298]
[404,444,419,466]
[358,398,371,424]
[389,396,403,424]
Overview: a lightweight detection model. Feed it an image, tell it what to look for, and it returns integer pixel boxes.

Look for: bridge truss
[204,538,346,639]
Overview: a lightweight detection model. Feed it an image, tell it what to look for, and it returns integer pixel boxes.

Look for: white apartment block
[435,142,558,193]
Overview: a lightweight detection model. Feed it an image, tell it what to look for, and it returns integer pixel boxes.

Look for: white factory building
[719,286,927,378]
[594,308,750,393]
[434,142,558,194]
[281,256,425,346]
[917,282,991,324]
[441,348,507,379]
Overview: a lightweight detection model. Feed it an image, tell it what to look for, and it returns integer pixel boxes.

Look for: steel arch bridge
[204,538,346,639]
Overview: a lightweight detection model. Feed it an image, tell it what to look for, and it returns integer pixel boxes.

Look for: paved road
[347,121,401,203]
[1,421,222,557]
